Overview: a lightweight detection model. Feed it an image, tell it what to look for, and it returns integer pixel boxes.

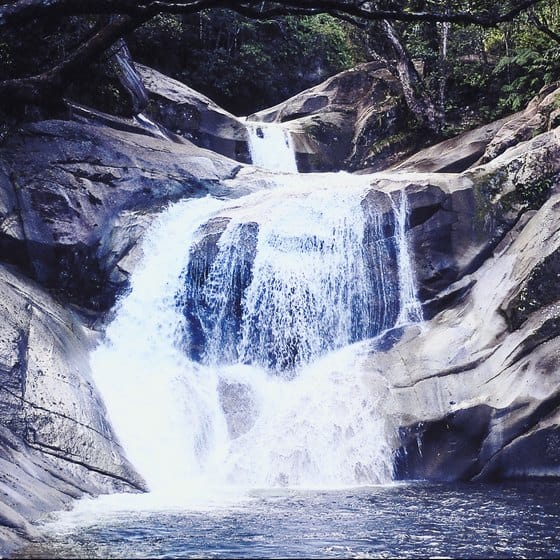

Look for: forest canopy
[0,0,559,136]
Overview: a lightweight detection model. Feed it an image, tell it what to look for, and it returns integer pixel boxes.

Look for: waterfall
[393,191,423,326]
[91,171,422,497]
[178,180,401,372]
[246,122,298,172]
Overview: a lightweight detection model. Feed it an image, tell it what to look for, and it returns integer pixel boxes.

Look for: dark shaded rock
[394,405,493,482]
[136,64,250,163]
[177,219,259,363]
[395,396,560,483]
[477,425,560,480]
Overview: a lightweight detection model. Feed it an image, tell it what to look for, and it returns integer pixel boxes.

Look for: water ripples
[18,481,560,559]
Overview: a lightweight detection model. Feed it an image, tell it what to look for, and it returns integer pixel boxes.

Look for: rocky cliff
[1,62,560,556]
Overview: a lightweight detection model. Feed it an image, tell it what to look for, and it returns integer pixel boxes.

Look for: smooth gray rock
[0,263,145,557]
[391,115,513,173]
[0,118,245,313]
[136,64,250,163]
[480,83,560,163]
[247,62,411,172]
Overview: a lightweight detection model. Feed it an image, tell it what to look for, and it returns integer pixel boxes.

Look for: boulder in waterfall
[0,263,144,557]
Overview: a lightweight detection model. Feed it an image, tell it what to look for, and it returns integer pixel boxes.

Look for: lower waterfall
[91,175,422,498]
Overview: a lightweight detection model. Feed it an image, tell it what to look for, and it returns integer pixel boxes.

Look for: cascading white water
[91,145,422,498]
[180,179,400,373]
[393,191,423,326]
[246,122,298,172]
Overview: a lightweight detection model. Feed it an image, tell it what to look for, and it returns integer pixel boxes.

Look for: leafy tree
[130,11,362,114]
[0,0,554,134]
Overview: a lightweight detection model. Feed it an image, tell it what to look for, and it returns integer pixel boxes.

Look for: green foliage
[493,45,560,112]
[513,174,555,209]
[130,11,364,115]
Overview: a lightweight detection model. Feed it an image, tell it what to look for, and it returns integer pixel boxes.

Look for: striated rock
[360,185,560,482]
[0,263,144,557]
[136,64,250,163]
[247,62,413,172]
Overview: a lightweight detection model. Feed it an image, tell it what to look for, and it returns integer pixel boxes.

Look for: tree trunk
[381,19,444,134]
[438,19,450,122]
[110,39,149,116]
[0,15,141,108]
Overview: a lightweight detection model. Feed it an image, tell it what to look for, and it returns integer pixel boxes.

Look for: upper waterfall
[246,121,298,172]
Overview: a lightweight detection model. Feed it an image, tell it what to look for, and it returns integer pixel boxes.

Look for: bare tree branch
[0,15,141,103]
[0,0,548,29]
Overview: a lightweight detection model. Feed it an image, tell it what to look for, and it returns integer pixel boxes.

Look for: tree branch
[0,0,548,29]
[528,8,560,45]
[0,0,548,107]
[0,15,142,103]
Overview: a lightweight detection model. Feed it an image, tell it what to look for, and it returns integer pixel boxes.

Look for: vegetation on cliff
[0,1,558,140]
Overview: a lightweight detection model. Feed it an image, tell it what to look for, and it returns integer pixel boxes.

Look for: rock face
[247,62,415,172]
[361,130,560,482]
[480,83,560,163]
[0,116,244,313]
[0,263,145,557]
[391,115,513,174]
[370,190,560,481]
[136,64,251,163]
